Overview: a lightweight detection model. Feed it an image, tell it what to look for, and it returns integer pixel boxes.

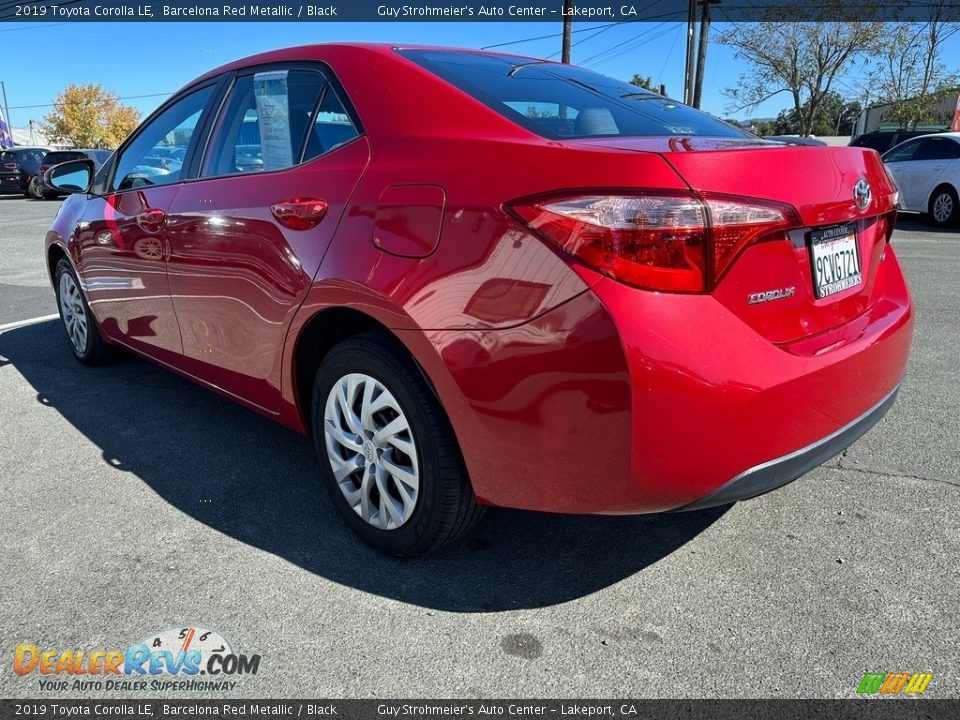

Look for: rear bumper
[677,383,900,511]
[417,246,913,515]
[0,173,24,193]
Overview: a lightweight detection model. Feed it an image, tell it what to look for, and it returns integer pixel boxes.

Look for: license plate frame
[808,223,863,299]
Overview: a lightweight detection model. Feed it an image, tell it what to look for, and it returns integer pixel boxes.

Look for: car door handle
[270,198,328,230]
[136,208,166,233]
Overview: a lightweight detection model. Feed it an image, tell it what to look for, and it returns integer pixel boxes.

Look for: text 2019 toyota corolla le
[44,44,913,556]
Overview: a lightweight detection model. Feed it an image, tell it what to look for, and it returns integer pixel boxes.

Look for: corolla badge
[747,286,796,305]
[854,177,872,211]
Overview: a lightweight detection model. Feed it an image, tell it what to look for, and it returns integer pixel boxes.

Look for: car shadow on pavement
[1,320,727,612]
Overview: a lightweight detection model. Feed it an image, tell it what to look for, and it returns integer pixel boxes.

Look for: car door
[907,137,960,211]
[74,84,219,359]
[164,65,368,411]
[882,138,923,210]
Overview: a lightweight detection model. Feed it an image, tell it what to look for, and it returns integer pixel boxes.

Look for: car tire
[41,192,59,201]
[54,258,112,365]
[311,333,483,557]
[928,185,959,227]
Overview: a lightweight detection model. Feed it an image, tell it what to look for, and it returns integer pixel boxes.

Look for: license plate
[809,224,862,299]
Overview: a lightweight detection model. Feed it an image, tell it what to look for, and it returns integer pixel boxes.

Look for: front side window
[399,49,749,140]
[111,85,214,192]
[204,68,342,177]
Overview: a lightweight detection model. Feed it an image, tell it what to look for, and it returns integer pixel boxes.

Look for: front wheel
[311,333,482,557]
[54,258,111,365]
[928,186,959,227]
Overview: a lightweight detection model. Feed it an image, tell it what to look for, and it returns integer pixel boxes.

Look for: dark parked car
[849,130,939,155]
[33,149,113,199]
[0,147,50,196]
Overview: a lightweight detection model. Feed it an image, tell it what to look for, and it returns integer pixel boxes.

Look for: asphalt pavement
[0,195,957,699]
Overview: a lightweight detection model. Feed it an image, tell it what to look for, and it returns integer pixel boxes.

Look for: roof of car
[189,42,538,87]
[896,132,960,140]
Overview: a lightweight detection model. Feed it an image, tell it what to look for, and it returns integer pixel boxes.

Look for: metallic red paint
[45,43,914,516]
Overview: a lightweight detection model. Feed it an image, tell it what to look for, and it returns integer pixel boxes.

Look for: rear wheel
[54,258,111,365]
[311,333,482,556]
[928,185,958,227]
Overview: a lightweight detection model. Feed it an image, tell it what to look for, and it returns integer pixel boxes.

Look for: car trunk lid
[571,137,899,345]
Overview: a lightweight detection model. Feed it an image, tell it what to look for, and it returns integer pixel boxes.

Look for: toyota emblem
[854,177,872,211]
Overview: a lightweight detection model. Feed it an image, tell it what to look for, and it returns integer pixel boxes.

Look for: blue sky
[0,21,956,129]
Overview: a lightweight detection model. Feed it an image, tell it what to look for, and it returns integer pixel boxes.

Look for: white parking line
[0,314,59,334]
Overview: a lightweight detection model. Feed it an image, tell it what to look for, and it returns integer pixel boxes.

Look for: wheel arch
[289,306,441,433]
[927,181,958,212]
[46,243,69,285]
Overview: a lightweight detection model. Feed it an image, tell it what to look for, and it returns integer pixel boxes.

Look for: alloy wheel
[932,192,954,224]
[58,272,88,355]
[323,372,420,530]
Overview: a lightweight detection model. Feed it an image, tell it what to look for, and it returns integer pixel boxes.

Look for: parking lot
[0,194,957,698]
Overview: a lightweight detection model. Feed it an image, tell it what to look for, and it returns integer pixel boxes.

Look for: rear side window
[203,68,356,178]
[399,50,749,140]
[303,85,359,161]
[915,137,960,161]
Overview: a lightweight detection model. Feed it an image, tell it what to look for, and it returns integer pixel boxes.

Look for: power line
[590,23,684,69]
[481,8,691,52]
[580,16,686,67]
[0,21,70,32]
[481,22,620,50]
[545,22,617,60]
[656,24,684,90]
[8,92,173,110]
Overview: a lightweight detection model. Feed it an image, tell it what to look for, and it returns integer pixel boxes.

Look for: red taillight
[509,193,798,292]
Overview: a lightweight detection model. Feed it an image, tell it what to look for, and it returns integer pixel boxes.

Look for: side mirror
[44,159,95,194]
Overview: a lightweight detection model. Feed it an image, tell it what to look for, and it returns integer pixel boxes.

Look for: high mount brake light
[510,194,797,292]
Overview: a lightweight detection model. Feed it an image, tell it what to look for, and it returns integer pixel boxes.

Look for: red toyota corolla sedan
[44,44,913,556]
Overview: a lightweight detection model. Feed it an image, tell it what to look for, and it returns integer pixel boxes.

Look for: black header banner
[0,700,958,720]
[0,0,956,22]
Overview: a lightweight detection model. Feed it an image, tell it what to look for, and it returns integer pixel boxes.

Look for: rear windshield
[399,49,749,141]
[43,151,85,164]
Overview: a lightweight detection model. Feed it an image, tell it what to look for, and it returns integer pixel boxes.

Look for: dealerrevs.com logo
[14,626,261,692]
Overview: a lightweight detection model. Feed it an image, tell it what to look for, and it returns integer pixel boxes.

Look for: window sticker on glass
[253,70,293,171]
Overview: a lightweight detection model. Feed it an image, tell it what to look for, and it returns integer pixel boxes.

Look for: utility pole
[683,0,697,104]
[561,0,573,64]
[693,0,718,109]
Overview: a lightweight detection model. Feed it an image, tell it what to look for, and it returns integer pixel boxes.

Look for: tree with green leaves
[718,16,882,136]
[869,3,960,129]
[629,74,655,91]
[772,92,862,136]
